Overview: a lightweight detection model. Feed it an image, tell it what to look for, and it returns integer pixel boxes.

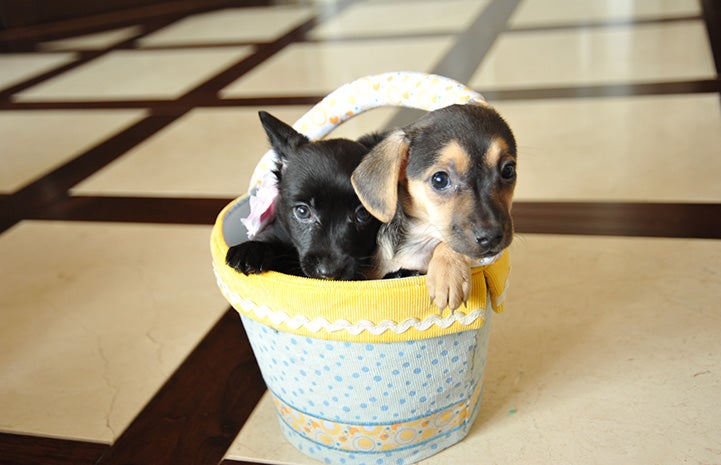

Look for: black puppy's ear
[258,111,309,161]
[351,130,409,223]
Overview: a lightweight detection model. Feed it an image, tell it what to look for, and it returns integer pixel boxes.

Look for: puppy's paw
[226,241,277,275]
[427,243,471,312]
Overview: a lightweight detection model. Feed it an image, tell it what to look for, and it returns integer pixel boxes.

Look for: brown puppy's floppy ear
[351,130,409,223]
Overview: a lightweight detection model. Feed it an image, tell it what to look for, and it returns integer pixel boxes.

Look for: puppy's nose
[316,263,339,279]
[474,228,503,249]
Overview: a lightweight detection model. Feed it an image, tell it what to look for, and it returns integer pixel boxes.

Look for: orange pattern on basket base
[271,381,483,453]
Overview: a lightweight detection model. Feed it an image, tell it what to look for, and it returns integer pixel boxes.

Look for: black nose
[309,256,356,280]
[474,228,503,249]
[316,263,340,279]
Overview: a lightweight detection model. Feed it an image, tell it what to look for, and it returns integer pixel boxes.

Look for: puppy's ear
[351,130,409,223]
[258,111,309,162]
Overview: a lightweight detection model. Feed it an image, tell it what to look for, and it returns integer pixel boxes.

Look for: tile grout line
[93,309,267,465]
[0,15,188,101]
[505,14,703,33]
[0,0,358,236]
[0,433,109,465]
[2,2,721,464]
[701,0,721,77]
[22,196,721,240]
[2,78,721,113]
[0,0,268,50]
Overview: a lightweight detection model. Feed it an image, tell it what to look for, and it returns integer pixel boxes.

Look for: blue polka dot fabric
[240,307,493,465]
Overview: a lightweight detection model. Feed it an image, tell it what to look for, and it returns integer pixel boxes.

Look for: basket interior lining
[222,197,252,247]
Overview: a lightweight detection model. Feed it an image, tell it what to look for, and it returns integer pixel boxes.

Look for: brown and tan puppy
[351,103,517,311]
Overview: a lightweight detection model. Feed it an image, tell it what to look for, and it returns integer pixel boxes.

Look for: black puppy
[226,111,381,280]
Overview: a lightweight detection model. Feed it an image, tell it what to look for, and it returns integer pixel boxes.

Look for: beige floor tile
[15,47,253,101]
[220,37,455,97]
[71,106,399,197]
[0,221,228,442]
[493,94,721,202]
[139,6,315,47]
[470,21,715,89]
[0,53,77,92]
[228,392,314,464]
[37,26,142,51]
[510,0,701,27]
[309,0,489,39]
[226,234,721,464]
[0,109,147,192]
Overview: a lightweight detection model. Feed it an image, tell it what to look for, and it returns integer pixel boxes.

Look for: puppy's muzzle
[453,220,512,259]
[474,225,504,250]
[303,254,357,280]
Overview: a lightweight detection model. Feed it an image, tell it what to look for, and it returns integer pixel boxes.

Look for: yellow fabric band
[211,197,510,343]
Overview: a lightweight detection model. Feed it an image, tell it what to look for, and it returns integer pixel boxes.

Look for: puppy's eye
[430,171,451,191]
[353,205,371,224]
[501,161,517,181]
[293,204,313,222]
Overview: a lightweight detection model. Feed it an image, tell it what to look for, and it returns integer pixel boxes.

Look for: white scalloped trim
[213,266,489,336]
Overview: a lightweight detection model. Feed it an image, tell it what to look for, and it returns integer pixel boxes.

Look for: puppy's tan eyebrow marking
[437,140,471,175]
[484,138,508,168]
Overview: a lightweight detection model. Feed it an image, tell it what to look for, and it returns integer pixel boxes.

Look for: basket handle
[242,72,484,237]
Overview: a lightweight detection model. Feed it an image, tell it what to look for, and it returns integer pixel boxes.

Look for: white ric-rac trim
[213,267,498,336]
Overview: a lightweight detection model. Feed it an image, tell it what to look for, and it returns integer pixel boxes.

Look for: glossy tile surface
[309,0,489,38]
[72,106,400,197]
[38,26,143,51]
[227,234,721,464]
[139,6,315,46]
[220,38,455,97]
[495,94,721,202]
[0,53,77,91]
[0,109,147,192]
[509,0,701,26]
[0,221,227,442]
[470,21,715,89]
[16,47,254,101]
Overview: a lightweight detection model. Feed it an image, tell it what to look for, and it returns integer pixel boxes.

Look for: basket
[211,72,511,465]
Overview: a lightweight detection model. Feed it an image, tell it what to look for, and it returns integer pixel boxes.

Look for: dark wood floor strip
[0,0,271,52]
[28,195,232,225]
[506,15,703,34]
[0,95,326,110]
[220,461,265,465]
[0,433,109,465]
[0,1,358,235]
[513,202,721,239]
[24,195,721,240]
[0,17,184,100]
[0,50,105,101]
[177,0,355,104]
[3,78,720,113]
[702,0,721,76]
[95,309,266,465]
[0,113,181,234]
[221,460,270,465]
[482,79,721,101]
